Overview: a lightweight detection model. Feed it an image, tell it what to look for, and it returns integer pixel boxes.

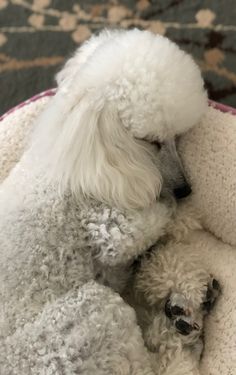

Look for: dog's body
[0,29,214,374]
[0,157,171,336]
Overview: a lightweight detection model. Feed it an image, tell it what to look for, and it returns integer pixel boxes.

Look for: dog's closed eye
[150,140,162,150]
[142,137,163,150]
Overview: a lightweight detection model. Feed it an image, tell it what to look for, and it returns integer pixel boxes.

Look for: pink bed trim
[208,100,236,115]
[0,90,236,122]
[0,89,56,122]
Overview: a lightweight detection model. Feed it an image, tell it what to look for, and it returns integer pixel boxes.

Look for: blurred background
[1,0,236,115]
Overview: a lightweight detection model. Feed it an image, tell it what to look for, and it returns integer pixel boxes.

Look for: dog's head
[35,29,207,209]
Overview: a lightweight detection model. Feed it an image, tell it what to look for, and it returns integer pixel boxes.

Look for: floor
[0,0,236,115]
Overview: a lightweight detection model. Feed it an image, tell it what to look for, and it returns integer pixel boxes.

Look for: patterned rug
[1,0,236,115]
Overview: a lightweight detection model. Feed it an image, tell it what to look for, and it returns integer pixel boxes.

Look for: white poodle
[0,29,218,374]
[127,227,220,375]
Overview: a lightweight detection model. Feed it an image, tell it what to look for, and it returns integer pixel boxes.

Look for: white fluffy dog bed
[0,92,236,374]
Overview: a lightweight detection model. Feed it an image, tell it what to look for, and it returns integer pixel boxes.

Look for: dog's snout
[173,183,192,200]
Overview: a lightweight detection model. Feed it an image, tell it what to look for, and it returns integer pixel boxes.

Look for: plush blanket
[0,94,236,374]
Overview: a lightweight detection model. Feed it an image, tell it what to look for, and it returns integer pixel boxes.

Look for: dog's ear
[35,92,162,210]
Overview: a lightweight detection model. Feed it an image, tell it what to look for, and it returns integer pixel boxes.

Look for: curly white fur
[0,29,209,374]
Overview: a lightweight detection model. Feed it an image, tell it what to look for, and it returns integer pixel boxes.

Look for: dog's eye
[154,141,162,150]
[142,137,163,150]
[150,140,162,150]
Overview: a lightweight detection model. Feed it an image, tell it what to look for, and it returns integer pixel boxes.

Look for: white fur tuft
[34,91,162,210]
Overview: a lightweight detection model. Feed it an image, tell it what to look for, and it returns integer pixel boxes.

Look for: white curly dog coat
[0,29,219,374]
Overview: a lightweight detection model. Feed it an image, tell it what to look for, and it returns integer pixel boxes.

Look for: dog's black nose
[173,183,192,200]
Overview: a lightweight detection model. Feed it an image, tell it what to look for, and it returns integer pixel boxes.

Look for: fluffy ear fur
[34,92,162,210]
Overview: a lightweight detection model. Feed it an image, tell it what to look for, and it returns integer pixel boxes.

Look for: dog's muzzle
[173,183,192,200]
